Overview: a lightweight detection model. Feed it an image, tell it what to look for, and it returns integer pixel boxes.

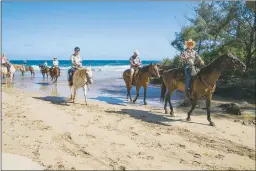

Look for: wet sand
[1,69,256,170]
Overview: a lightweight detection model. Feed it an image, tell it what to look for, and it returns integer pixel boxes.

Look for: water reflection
[51,84,59,96]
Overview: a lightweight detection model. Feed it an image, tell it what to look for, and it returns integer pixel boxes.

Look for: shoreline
[2,86,255,170]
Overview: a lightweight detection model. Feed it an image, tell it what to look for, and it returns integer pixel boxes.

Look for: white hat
[134,50,139,55]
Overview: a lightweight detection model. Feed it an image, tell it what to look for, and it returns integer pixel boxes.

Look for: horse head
[222,52,246,72]
[149,63,161,78]
[85,67,93,84]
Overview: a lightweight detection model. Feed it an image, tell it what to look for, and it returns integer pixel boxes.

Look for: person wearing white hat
[129,50,142,84]
[52,57,60,76]
[180,39,204,100]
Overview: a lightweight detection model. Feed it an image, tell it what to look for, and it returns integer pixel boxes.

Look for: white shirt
[44,62,48,67]
[53,60,59,66]
[70,54,82,67]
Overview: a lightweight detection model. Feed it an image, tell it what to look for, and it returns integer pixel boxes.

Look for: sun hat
[185,39,196,48]
[134,50,139,55]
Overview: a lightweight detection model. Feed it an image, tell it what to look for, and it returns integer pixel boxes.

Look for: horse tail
[160,78,166,102]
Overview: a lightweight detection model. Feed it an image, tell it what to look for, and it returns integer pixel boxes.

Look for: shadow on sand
[106,108,209,126]
[32,96,69,106]
[90,96,127,106]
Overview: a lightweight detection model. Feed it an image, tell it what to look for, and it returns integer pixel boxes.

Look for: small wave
[31,65,130,72]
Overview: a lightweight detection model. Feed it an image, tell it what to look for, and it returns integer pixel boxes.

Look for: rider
[180,39,204,100]
[129,50,142,84]
[1,53,11,73]
[43,60,48,68]
[23,60,27,71]
[68,47,82,82]
[52,57,61,76]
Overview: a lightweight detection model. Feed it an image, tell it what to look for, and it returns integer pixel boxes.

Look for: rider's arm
[195,52,204,65]
[179,52,186,65]
[129,57,135,67]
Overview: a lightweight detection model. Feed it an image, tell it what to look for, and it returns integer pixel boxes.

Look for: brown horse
[20,65,35,76]
[39,64,50,79]
[50,67,60,84]
[123,63,160,105]
[160,52,246,126]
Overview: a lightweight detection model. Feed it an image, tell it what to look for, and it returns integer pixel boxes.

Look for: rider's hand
[200,60,205,65]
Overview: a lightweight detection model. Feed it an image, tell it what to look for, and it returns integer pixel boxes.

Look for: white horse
[68,67,93,105]
[1,64,16,85]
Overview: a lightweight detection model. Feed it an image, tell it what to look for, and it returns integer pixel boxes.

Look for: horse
[50,67,60,84]
[68,67,93,105]
[1,64,16,85]
[123,63,160,105]
[20,65,35,76]
[160,52,246,126]
[39,64,50,79]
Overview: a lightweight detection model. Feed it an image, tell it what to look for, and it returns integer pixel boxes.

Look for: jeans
[68,68,77,81]
[184,64,197,91]
[184,64,191,91]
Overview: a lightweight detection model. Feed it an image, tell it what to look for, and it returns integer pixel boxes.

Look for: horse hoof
[209,122,215,127]
[186,117,191,121]
[165,110,168,114]
[170,112,175,117]
[144,102,147,105]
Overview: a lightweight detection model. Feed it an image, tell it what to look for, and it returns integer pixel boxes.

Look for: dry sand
[1,87,255,170]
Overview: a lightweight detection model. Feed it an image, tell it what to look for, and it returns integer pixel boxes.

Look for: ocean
[10,60,159,72]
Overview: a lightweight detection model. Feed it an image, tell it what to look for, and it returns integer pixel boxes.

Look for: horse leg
[206,94,215,126]
[164,93,168,114]
[186,98,197,121]
[72,87,77,103]
[133,85,141,103]
[69,86,73,101]
[83,85,88,105]
[143,84,148,105]
[128,86,132,102]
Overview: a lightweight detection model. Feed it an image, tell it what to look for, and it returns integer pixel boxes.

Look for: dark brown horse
[160,52,246,126]
[50,67,60,84]
[39,64,50,79]
[123,63,160,105]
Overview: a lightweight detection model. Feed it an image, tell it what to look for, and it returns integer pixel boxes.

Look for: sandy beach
[2,82,255,170]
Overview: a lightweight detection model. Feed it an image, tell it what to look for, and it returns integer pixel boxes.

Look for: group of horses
[1,52,246,126]
[123,52,246,126]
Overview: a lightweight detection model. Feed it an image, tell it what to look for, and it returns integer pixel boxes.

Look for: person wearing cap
[52,57,60,76]
[1,53,11,73]
[180,39,204,100]
[68,47,82,82]
[129,50,142,84]
[23,60,27,71]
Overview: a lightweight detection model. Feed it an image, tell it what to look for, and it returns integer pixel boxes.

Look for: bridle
[149,65,159,77]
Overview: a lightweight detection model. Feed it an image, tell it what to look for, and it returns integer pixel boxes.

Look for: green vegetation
[155,1,256,101]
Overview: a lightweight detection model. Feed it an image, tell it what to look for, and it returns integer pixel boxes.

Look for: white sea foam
[31,65,130,72]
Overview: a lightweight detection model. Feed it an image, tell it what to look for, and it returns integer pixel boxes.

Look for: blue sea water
[10,60,159,71]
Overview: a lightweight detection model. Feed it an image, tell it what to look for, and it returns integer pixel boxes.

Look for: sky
[2,1,198,60]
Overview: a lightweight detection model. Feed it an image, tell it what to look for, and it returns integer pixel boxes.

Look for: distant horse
[39,64,50,79]
[1,64,16,85]
[68,67,93,105]
[123,63,160,105]
[50,67,60,84]
[160,52,246,126]
[20,65,35,76]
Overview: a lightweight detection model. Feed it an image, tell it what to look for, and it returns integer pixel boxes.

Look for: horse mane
[140,64,151,73]
[197,54,226,75]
